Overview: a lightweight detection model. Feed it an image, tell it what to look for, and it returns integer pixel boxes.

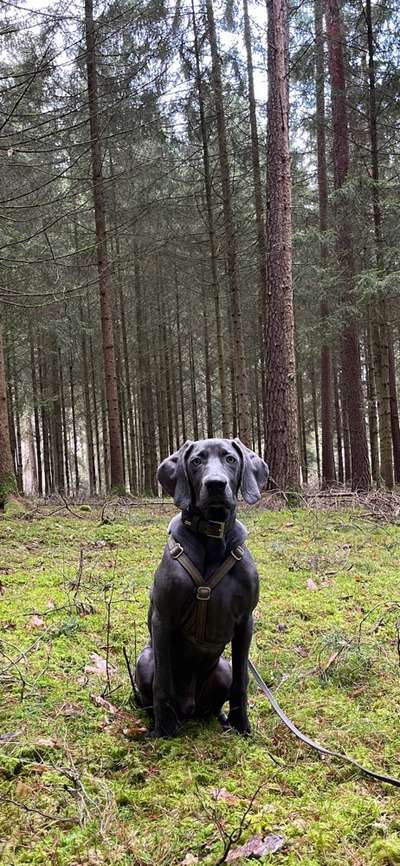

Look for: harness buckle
[231,545,245,561]
[170,542,183,559]
[196,586,211,601]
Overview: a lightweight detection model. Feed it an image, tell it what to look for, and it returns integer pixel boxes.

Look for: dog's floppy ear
[232,439,269,505]
[157,441,194,509]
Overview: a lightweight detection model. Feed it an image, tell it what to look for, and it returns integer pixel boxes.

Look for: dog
[135,438,268,738]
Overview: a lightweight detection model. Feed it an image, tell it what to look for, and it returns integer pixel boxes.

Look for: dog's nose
[204,477,227,493]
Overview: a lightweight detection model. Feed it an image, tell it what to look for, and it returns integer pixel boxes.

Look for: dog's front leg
[228,614,253,735]
[150,609,180,738]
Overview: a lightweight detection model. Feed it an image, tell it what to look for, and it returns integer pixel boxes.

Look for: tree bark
[191,0,229,436]
[264,0,300,489]
[365,0,393,488]
[388,331,400,483]
[315,0,335,487]
[0,319,16,509]
[84,0,124,490]
[205,0,251,444]
[325,0,370,489]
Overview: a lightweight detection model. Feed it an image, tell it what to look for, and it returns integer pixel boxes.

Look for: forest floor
[1,499,400,866]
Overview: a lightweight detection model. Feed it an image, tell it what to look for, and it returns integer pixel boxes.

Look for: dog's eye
[191,457,202,467]
[226,455,236,464]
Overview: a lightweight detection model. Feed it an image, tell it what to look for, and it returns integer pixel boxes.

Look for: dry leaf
[0,731,20,742]
[34,736,62,749]
[84,652,116,679]
[0,581,6,595]
[29,614,46,629]
[90,694,118,715]
[307,578,318,591]
[15,780,30,798]
[181,855,199,866]
[0,620,16,631]
[227,833,285,862]
[211,787,240,805]
[56,703,82,718]
[46,599,56,609]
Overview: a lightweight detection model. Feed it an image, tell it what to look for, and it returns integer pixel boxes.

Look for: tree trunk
[205,0,251,444]
[202,275,213,438]
[297,371,308,485]
[0,319,16,509]
[84,0,124,490]
[333,359,343,484]
[365,0,393,488]
[310,360,321,481]
[69,357,79,494]
[325,0,370,489]
[264,0,300,489]
[315,0,335,487]
[366,323,380,483]
[191,0,229,436]
[30,329,43,497]
[388,331,400,483]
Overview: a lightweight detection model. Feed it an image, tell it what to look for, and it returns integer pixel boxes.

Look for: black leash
[248,658,400,788]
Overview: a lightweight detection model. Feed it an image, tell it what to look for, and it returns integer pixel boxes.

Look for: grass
[1,501,400,865]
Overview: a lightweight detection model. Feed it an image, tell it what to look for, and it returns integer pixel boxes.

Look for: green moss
[1,504,400,865]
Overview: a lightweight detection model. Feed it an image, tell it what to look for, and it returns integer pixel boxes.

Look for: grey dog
[135,438,268,738]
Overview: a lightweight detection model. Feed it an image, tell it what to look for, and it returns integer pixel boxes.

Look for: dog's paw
[227,708,251,736]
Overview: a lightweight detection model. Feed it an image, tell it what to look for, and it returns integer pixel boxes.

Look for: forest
[2,3,400,865]
[0,0,399,501]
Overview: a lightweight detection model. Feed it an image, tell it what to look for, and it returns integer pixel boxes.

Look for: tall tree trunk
[191,0,229,436]
[366,323,380,483]
[84,0,124,490]
[0,319,16,510]
[297,370,308,484]
[388,332,400,483]
[205,0,251,444]
[333,359,343,484]
[325,0,370,489]
[202,276,213,438]
[365,0,393,488]
[80,300,96,496]
[264,0,300,489]
[30,328,43,496]
[175,275,186,443]
[310,360,321,481]
[69,357,79,494]
[315,0,335,487]
[58,349,70,496]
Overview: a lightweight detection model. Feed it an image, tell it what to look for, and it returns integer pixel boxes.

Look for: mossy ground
[1,502,400,865]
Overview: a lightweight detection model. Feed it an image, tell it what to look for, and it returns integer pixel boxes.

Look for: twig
[0,795,78,826]
[214,784,265,866]
[102,576,115,697]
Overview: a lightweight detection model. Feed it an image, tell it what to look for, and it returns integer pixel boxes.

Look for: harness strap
[168,534,245,643]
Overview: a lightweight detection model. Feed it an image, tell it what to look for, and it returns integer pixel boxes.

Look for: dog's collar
[181,509,233,539]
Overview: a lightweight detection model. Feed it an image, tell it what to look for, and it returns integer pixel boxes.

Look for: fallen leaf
[29,614,46,629]
[227,833,285,862]
[46,599,56,609]
[34,736,62,749]
[56,703,83,718]
[307,578,318,591]
[0,581,6,595]
[211,787,240,805]
[181,855,199,866]
[84,652,116,679]
[0,620,16,631]
[90,694,118,715]
[15,780,30,798]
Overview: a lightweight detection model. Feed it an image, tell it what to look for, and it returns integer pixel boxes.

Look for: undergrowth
[1,502,400,865]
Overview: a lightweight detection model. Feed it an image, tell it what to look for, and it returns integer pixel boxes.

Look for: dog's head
[157,438,268,518]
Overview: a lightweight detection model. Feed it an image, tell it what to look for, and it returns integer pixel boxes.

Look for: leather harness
[168,533,245,646]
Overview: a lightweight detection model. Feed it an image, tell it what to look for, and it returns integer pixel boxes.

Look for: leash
[248,658,400,788]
